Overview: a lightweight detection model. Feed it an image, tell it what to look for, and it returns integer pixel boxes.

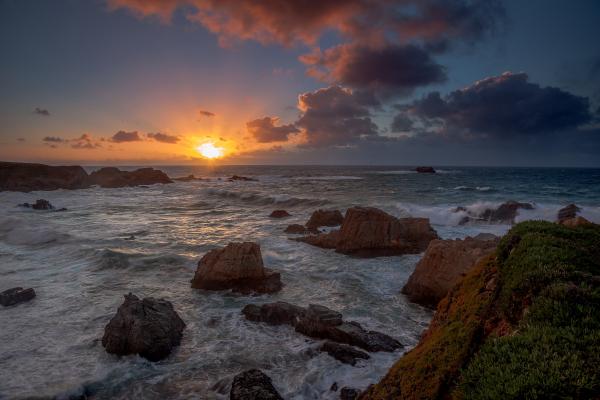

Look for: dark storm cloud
[111,130,142,142]
[43,136,65,143]
[295,85,379,147]
[396,72,593,139]
[34,107,50,116]
[390,114,414,132]
[147,132,180,144]
[246,117,299,143]
[199,110,215,117]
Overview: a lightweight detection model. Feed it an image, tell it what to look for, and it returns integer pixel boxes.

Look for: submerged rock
[269,210,291,218]
[340,387,361,400]
[242,302,402,352]
[228,175,258,182]
[191,242,282,294]
[402,235,499,307]
[297,207,438,257]
[284,224,314,234]
[306,209,344,230]
[19,199,54,210]
[557,204,581,222]
[172,174,205,182]
[87,167,173,188]
[319,341,370,365]
[456,201,534,225]
[415,166,436,173]
[230,369,283,400]
[0,161,89,192]
[102,293,185,361]
[0,287,36,307]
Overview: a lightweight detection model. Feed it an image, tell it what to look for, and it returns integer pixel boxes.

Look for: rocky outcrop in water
[0,287,36,306]
[228,175,258,182]
[306,209,344,230]
[0,161,89,192]
[402,234,499,307]
[340,387,362,400]
[284,224,314,234]
[18,199,54,210]
[242,302,402,352]
[88,167,173,188]
[415,166,436,173]
[172,174,205,182]
[102,293,185,361]
[297,207,438,257]
[269,210,291,218]
[456,201,534,224]
[230,369,283,400]
[319,341,370,365]
[191,242,282,294]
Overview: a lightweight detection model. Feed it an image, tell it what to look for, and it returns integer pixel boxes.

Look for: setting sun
[196,142,224,159]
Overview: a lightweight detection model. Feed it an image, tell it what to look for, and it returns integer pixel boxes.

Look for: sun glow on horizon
[196,142,224,159]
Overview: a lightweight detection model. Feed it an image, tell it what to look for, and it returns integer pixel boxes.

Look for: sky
[0,0,599,166]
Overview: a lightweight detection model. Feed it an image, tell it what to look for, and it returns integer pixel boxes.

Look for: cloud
[246,117,299,143]
[34,107,50,116]
[111,130,142,142]
[17,138,26,142]
[395,72,593,140]
[199,110,215,117]
[147,132,180,143]
[301,43,447,97]
[295,85,379,147]
[71,134,102,149]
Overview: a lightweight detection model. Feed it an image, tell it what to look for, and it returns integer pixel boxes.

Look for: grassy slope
[361,221,600,400]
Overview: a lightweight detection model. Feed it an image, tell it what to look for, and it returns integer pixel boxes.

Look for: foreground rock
[230,369,283,400]
[297,207,438,257]
[557,204,580,222]
[0,161,89,192]
[243,302,402,352]
[102,293,185,361]
[306,209,344,230]
[191,242,282,294]
[415,166,436,173]
[88,167,173,188]
[560,216,593,227]
[456,201,534,224]
[269,210,290,218]
[0,287,36,306]
[402,234,499,307]
[228,175,257,182]
[319,341,370,365]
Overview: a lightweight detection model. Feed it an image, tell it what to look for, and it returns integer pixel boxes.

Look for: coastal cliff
[361,221,600,399]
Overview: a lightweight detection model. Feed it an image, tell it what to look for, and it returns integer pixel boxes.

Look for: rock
[101,293,185,361]
[0,287,36,306]
[340,387,361,400]
[402,235,499,307]
[87,167,173,188]
[298,207,438,257]
[457,201,534,224]
[191,242,282,294]
[331,382,339,392]
[557,204,581,222]
[243,302,402,352]
[19,199,54,210]
[269,210,291,218]
[172,174,204,182]
[306,209,344,230]
[0,161,90,192]
[284,224,315,234]
[560,216,593,227]
[319,341,370,366]
[230,369,283,400]
[415,166,436,173]
[228,175,258,182]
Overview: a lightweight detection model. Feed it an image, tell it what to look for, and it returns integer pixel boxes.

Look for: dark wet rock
[456,201,534,225]
[306,209,344,230]
[191,242,282,294]
[402,235,499,307]
[0,161,90,192]
[331,382,339,392]
[298,207,438,257]
[0,287,36,306]
[319,341,370,365]
[19,199,55,210]
[172,174,205,182]
[557,204,581,222]
[340,387,361,400]
[284,224,315,234]
[243,302,402,352]
[415,166,436,173]
[101,293,185,361]
[87,167,172,188]
[228,175,258,182]
[230,369,283,400]
[269,210,291,218]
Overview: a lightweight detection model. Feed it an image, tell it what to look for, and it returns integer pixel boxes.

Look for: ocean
[1,165,599,399]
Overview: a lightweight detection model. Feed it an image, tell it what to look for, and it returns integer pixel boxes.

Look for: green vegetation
[362,221,600,400]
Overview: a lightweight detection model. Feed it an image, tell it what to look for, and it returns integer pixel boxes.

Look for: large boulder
[298,207,438,257]
[402,235,499,307]
[306,209,344,230]
[0,287,36,307]
[0,161,89,192]
[101,293,185,361]
[230,369,283,400]
[319,341,370,366]
[191,242,282,294]
[87,167,173,188]
[557,204,581,223]
[242,302,402,353]
[457,201,534,225]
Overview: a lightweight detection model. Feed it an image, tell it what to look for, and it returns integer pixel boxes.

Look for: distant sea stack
[415,166,436,173]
